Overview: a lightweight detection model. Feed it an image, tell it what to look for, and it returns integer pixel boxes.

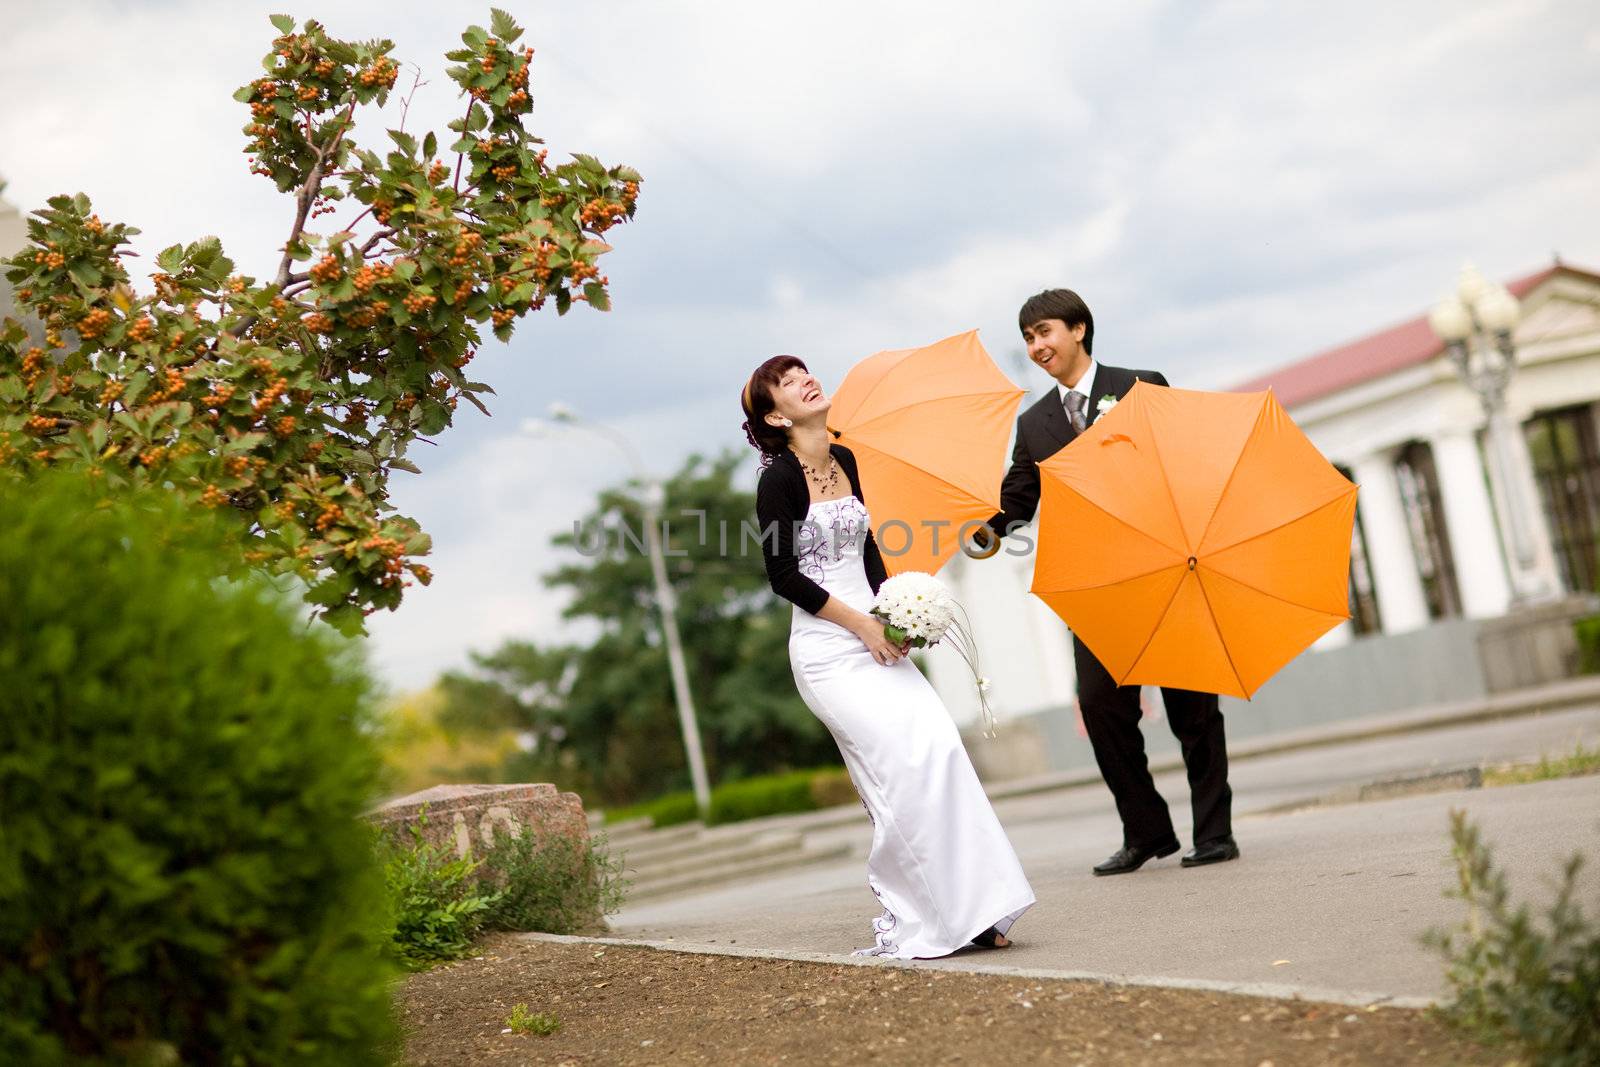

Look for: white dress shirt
[1056,359,1099,424]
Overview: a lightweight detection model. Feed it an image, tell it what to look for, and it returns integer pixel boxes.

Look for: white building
[928,260,1600,779]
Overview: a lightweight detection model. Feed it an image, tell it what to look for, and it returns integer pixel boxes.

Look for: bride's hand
[854,618,906,666]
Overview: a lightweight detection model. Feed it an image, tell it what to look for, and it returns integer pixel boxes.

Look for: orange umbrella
[828,330,1025,577]
[1031,381,1358,699]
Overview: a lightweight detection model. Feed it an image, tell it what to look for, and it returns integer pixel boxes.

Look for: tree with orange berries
[0,9,640,633]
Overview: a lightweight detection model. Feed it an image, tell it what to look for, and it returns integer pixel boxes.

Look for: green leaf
[423,131,437,159]
[322,603,366,637]
[583,283,610,312]
[156,245,184,272]
[465,103,488,132]
[489,8,523,43]
[554,288,571,316]
[388,130,418,156]
[68,262,103,289]
[462,25,488,49]
[444,48,475,62]
[269,13,296,34]
[233,85,256,103]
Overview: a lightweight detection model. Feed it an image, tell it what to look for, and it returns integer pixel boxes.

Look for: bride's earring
[780,418,793,427]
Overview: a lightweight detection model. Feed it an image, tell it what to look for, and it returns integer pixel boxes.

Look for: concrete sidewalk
[607,702,1600,1002]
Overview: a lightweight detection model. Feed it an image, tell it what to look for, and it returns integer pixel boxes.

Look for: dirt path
[400,935,1492,1065]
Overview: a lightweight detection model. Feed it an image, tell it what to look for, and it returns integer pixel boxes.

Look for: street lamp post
[523,406,714,821]
[1427,264,1551,602]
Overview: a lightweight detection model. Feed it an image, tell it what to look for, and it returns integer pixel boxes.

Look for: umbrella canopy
[1031,381,1358,699]
[828,330,1025,576]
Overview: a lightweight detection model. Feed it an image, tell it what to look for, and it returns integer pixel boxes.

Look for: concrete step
[625,832,805,882]
[614,825,773,868]
[597,819,706,853]
[627,841,856,902]
[590,815,656,844]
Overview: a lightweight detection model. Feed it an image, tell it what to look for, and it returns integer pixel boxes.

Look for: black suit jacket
[987,363,1169,536]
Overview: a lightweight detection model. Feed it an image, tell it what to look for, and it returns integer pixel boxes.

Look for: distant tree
[0,9,640,633]
[439,451,841,805]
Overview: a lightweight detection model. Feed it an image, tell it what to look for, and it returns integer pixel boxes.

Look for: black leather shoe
[1092,840,1180,876]
[1181,836,1240,867]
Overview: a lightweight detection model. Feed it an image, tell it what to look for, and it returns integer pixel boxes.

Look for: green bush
[606,791,700,828]
[379,822,499,971]
[1426,809,1600,1067]
[479,829,628,935]
[604,765,855,829]
[1576,614,1600,674]
[0,475,398,1066]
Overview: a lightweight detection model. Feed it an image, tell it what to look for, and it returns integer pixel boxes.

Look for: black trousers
[1073,636,1233,850]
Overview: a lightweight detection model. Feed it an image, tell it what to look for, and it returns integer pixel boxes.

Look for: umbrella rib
[1043,561,1185,593]
[1191,402,1266,552]
[1192,569,1249,699]
[1200,490,1356,560]
[1065,484,1189,558]
[840,387,1026,435]
[844,438,990,507]
[1118,570,1188,687]
[1197,563,1353,619]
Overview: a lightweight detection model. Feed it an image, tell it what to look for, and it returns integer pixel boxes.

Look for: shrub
[1425,809,1600,1067]
[379,822,499,971]
[606,791,699,828]
[479,830,628,935]
[506,1005,560,1036]
[0,475,397,1066]
[708,769,819,825]
[1576,614,1600,674]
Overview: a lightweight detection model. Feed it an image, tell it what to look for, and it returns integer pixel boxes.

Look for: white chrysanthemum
[871,571,957,646]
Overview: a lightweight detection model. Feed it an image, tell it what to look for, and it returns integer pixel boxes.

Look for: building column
[1429,431,1512,618]
[1483,410,1565,601]
[1351,451,1431,634]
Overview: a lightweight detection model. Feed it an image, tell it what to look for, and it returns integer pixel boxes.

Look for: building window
[1336,465,1381,635]
[1394,442,1462,619]
[1525,404,1600,594]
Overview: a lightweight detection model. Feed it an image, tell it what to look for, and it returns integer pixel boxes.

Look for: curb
[514,931,1437,1011]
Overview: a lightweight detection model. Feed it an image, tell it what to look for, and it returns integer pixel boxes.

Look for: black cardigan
[754,445,888,615]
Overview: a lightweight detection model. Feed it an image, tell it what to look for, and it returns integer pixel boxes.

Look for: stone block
[368,782,588,860]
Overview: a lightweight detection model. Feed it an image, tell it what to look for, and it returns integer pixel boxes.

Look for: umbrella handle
[827,427,842,439]
[1100,433,1135,447]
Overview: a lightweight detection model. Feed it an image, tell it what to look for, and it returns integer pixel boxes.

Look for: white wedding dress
[788,495,1035,958]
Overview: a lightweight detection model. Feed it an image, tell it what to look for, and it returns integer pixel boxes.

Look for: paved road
[611,704,1600,999]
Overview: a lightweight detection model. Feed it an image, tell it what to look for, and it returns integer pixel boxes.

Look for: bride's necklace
[797,451,841,495]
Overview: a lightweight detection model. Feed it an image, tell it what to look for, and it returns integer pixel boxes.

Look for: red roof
[1231,262,1598,407]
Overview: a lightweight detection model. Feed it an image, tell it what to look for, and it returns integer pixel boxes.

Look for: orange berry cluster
[99,380,125,406]
[393,393,416,413]
[447,231,484,267]
[358,57,397,89]
[23,416,56,435]
[225,455,250,477]
[310,254,343,284]
[273,415,297,435]
[313,58,335,77]
[127,316,156,342]
[200,485,229,508]
[579,198,626,231]
[371,196,395,224]
[137,446,168,467]
[78,308,113,340]
[150,368,188,403]
[253,376,290,414]
[408,562,432,583]
[352,262,395,294]
[303,312,334,334]
[19,347,47,388]
[84,215,105,236]
[33,248,66,271]
[506,89,529,112]
[314,503,344,532]
[491,163,518,182]
[402,293,437,315]
[453,280,474,303]
[427,160,450,185]
[491,308,516,328]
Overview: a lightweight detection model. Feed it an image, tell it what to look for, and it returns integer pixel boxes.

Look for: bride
[740,355,1034,958]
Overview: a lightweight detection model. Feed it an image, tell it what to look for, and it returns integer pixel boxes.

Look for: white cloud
[4,0,1598,694]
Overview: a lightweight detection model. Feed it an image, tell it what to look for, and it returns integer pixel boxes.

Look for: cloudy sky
[3,0,1598,694]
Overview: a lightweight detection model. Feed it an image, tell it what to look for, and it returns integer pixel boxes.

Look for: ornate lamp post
[522,405,714,822]
[1427,264,1551,602]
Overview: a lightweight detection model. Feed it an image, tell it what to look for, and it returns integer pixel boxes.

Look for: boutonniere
[1096,394,1118,416]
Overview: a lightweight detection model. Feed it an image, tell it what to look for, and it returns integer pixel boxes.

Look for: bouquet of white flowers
[871,571,996,738]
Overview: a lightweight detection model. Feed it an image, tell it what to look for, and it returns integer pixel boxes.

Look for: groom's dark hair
[1018,289,1094,355]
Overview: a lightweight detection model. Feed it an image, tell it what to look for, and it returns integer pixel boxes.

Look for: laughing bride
[739,354,1034,958]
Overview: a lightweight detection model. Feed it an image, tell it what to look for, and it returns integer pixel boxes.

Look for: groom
[971,288,1238,875]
